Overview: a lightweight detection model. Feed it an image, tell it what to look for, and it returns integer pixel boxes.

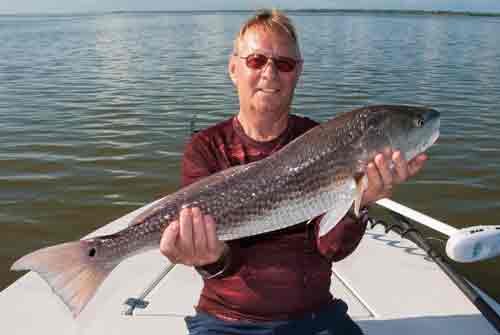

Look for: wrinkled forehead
[235,26,301,58]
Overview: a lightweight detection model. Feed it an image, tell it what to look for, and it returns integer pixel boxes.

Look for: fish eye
[88,248,97,257]
[367,115,380,129]
[415,117,425,128]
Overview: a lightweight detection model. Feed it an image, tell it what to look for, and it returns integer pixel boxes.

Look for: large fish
[11,105,440,317]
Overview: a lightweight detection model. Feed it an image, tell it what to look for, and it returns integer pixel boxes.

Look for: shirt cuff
[195,245,232,280]
[345,206,370,225]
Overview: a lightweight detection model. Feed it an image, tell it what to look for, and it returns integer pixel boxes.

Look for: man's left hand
[361,148,428,206]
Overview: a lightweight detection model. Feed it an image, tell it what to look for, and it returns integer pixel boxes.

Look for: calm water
[1,11,499,301]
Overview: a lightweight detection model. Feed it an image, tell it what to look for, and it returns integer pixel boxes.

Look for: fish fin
[353,174,368,217]
[127,199,165,227]
[319,201,354,237]
[11,240,118,318]
[318,174,368,237]
[128,210,153,227]
[318,177,358,237]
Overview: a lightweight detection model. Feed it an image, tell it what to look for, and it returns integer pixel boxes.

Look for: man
[160,9,427,335]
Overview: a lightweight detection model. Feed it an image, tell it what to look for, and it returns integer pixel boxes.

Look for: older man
[160,9,427,335]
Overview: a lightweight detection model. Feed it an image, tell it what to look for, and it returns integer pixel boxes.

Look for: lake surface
[1,11,499,301]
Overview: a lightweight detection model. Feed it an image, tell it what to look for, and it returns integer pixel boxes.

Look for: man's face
[229,28,302,119]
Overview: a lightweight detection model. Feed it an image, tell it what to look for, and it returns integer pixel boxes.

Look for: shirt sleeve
[181,135,217,187]
[315,208,369,262]
[181,135,238,279]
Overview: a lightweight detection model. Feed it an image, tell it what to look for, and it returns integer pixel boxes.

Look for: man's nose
[260,59,279,79]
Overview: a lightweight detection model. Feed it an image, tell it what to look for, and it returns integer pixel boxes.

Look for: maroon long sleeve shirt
[181,115,367,322]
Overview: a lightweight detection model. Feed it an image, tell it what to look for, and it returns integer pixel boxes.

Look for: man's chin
[254,96,284,107]
[252,103,291,117]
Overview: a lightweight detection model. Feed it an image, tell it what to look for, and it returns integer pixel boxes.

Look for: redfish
[11,105,440,317]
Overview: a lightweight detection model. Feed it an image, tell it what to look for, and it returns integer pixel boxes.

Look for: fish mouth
[427,110,441,146]
[428,127,440,147]
[417,114,441,156]
[419,108,441,148]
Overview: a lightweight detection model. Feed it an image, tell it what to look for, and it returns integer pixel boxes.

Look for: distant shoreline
[294,9,500,17]
[1,9,500,17]
[293,9,500,17]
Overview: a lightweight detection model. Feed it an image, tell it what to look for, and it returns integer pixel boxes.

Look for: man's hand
[361,148,428,206]
[160,207,226,267]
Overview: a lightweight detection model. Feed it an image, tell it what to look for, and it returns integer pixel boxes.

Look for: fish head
[355,105,440,162]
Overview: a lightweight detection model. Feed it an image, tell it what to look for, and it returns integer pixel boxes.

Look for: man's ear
[228,55,237,85]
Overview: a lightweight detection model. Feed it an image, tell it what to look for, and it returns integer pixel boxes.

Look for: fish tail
[11,240,118,317]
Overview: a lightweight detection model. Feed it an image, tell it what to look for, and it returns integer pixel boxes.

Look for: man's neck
[236,110,289,142]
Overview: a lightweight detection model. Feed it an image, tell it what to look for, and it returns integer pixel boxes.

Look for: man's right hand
[160,207,227,267]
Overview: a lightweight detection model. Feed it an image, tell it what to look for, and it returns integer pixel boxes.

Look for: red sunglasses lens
[246,54,268,69]
[274,58,296,72]
[245,54,297,72]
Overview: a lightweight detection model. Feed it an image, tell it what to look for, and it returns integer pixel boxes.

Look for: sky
[1,0,500,15]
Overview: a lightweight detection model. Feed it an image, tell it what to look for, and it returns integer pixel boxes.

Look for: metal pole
[123,262,177,316]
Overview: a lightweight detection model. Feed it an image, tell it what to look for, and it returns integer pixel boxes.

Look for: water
[1,11,499,301]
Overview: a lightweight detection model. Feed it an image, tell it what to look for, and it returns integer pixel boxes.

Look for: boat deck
[1,203,499,334]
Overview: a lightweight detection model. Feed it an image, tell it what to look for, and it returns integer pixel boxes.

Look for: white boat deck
[1,203,499,334]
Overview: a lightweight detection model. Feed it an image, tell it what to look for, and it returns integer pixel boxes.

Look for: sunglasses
[237,53,302,73]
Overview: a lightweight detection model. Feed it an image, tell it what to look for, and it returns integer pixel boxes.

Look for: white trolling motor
[446,226,500,263]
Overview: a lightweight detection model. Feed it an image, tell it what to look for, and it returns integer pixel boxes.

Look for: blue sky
[1,0,500,14]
